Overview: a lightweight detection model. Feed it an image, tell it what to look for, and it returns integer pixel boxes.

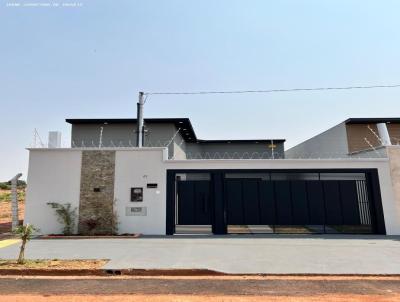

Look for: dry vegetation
[0,259,107,270]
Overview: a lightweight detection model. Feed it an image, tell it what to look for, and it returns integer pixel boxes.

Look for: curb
[39,234,141,239]
[1,268,400,277]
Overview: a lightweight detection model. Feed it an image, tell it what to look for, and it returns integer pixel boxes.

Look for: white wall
[25,148,400,235]
[114,149,167,235]
[25,150,82,234]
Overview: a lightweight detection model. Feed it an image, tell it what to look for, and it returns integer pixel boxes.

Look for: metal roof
[65,118,285,144]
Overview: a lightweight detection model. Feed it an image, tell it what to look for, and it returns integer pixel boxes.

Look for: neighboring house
[286,118,400,159]
[24,116,400,237]
[67,118,285,159]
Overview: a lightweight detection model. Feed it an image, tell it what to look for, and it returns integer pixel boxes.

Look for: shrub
[82,217,99,235]
[47,202,77,235]
[0,180,25,190]
[0,182,10,190]
[79,199,119,235]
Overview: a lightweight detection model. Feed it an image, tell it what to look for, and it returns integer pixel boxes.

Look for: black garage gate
[166,170,386,235]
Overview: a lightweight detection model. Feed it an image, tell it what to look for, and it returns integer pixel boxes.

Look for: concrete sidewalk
[1,235,400,274]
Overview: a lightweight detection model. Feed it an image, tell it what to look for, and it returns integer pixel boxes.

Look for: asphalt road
[0,276,399,296]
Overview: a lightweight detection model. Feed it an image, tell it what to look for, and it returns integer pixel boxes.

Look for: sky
[0,0,400,181]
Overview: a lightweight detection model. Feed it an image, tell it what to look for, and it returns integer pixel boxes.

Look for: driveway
[1,235,400,274]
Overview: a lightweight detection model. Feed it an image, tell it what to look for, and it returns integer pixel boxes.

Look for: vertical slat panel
[194,181,212,225]
[306,181,325,225]
[259,181,275,225]
[225,179,244,225]
[166,171,176,235]
[357,180,372,225]
[242,179,260,224]
[323,181,343,225]
[213,172,227,234]
[361,180,372,225]
[291,181,309,225]
[274,181,292,225]
[339,180,361,225]
[177,181,195,225]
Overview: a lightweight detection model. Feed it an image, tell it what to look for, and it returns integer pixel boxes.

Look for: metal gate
[166,169,385,235]
[177,180,212,225]
[224,178,373,234]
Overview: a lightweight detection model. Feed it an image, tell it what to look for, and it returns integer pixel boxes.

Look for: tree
[14,224,38,264]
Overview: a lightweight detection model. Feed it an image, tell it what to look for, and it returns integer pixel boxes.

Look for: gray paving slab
[1,235,400,274]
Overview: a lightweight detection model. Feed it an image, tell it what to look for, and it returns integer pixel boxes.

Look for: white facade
[114,149,167,234]
[25,147,400,235]
[25,150,82,234]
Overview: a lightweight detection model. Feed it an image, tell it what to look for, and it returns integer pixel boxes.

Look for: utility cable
[144,84,400,95]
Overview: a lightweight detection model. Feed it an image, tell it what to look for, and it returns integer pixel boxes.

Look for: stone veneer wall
[78,150,116,235]
[387,146,400,219]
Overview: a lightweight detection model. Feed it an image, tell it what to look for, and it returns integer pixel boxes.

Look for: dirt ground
[0,259,107,270]
[0,276,400,302]
[1,294,399,302]
[0,189,25,234]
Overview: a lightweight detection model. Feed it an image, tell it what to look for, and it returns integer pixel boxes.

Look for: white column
[11,173,23,231]
[377,123,392,146]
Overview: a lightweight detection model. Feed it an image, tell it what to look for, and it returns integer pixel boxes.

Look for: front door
[177,180,212,226]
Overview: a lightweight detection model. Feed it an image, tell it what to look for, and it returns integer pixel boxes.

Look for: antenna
[33,128,45,147]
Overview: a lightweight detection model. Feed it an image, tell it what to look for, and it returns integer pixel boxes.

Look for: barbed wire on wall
[44,143,390,160]
[29,129,396,160]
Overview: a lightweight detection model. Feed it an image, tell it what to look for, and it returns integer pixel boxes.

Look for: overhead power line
[145,84,400,95]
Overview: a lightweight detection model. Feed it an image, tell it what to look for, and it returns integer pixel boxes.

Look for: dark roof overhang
[66,118,197,142]
[65,118,285,144]
[345,118,400,124]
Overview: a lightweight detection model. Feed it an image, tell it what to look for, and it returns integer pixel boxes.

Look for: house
[24,117,400,236]
[286,118,400,159]
[67,118,285,159]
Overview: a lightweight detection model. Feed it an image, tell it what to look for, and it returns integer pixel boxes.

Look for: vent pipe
[377,123,392,146]
[136,92,144,147]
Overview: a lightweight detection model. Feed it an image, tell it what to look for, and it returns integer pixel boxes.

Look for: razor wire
[30,131,395,160]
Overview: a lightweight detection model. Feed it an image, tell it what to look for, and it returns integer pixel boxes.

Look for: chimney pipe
[136,92,144,147]
[377,123,392,146]
[48,131,61,148]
